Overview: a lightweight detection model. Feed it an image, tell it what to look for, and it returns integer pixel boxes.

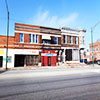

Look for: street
[0,67,100,100]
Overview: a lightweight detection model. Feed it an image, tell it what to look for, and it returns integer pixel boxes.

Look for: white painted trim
[15,31,61,37]
[61,32,79,36]
[61,47,79,49]
[66,61,80,63]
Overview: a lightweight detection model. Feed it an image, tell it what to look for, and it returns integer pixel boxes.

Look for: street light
[91,21,100,67]
[5,0,9,70]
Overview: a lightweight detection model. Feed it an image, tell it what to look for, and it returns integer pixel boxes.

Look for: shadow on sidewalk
[0,68,7,74]
[0,71,7,74]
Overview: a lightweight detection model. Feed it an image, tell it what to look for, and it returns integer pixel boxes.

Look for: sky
[0,0,100,48]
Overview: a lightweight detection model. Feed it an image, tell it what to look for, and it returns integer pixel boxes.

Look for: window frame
[29,34,32,43]
[19,33,24,43]
[29,34,38,44]
[54,37,58,44]
[63,35,67,44]
[75,36,78,45]
[69,36,73,44]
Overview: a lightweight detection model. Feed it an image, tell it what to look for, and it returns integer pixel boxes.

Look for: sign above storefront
[42,53,57,56]
[14,49,39,55]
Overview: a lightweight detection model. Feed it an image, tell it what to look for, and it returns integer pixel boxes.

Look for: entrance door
[66,49,72,61]
[15,55,25,67]
[48,56,51,66]
[0,56,3,67]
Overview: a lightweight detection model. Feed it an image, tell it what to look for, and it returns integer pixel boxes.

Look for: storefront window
[8,56,12,63]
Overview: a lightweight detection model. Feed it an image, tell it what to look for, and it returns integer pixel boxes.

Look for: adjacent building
[82,41,100,64]
[61,27,86,63]
[0,23,86,68]
[87,41,100,63]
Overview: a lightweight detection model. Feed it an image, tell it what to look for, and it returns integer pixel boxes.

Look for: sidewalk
[0,62,87,71]
[0,65,100,80]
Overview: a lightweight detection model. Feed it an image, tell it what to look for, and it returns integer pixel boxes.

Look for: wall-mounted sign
[42,53,57,56]
[0,50,4,55]
[14,49,39,55]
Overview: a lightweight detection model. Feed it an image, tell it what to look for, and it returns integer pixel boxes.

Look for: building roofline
[61,27,86,32]
[15,22,61,31]
[0,35,14,37]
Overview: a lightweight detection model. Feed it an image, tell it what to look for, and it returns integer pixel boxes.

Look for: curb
[0,68,100,80]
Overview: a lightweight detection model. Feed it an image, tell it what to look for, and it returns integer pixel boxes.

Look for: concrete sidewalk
[0,66,100,80]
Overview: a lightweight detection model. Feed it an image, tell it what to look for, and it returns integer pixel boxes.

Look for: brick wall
[61,35,79,48]
[24,34,29,43]
[15,33,19,42]
[0,35,15,48]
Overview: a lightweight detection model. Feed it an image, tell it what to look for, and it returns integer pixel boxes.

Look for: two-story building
[0,23,61,68]
[61,27,86,63]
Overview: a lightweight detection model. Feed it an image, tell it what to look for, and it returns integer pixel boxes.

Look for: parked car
[97,60,100,65]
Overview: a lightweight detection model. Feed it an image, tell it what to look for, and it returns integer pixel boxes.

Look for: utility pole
[91,21,100,67]
[5,0,9,70]
[91,28,94,67]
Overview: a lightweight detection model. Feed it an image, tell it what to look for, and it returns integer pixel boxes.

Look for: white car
[97,60,100,65]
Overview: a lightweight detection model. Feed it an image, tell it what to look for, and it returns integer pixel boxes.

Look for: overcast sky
[0,0,100,48]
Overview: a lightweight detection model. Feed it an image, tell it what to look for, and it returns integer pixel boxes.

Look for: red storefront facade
[41,50,57,66]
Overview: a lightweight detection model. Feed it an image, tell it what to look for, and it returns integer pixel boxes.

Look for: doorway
[65,49,72,61]
[15,55,25,67]
[0,56,3,67]
[48,56,51,66]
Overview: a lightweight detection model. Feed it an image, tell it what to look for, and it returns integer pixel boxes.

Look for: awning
[42,35,51,40]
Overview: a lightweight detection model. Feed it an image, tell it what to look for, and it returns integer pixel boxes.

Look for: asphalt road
[0,68,100,100]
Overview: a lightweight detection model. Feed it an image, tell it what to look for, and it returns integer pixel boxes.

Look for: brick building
[82,41,100,64]
[0,23,86,68]
[85,41,100,63]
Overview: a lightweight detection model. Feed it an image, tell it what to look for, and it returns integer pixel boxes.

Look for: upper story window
[29,34,38,44]
[54,37,58,44]
[33,34,35,43]
[36,34,38,43]
[63,35,67,44]
[29,34,31,43]
[75,36,78,45]
[19,33,24,43]
[69,36,73,44]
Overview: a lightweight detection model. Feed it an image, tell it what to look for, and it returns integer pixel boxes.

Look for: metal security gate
[25,55,38,66]
[0,56,3,67]
[73,49,79,61]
